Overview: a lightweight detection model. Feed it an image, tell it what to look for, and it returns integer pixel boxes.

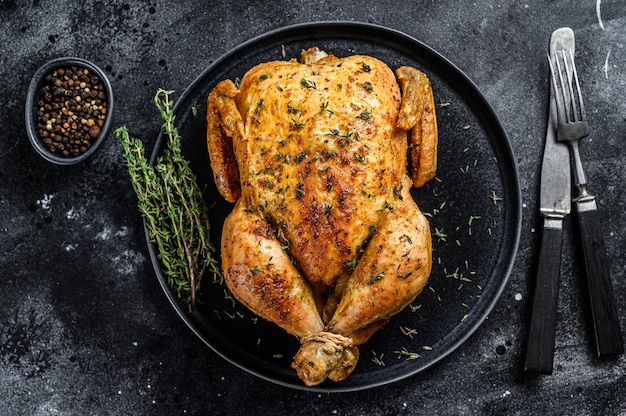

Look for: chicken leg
[221,199,324,338]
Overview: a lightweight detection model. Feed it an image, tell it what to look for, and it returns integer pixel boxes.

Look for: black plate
[148,21,522,392]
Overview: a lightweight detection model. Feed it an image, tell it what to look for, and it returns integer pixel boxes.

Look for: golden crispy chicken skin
[206,47,437,386]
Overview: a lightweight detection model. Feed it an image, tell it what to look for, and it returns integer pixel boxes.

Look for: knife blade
[523,27,574,374]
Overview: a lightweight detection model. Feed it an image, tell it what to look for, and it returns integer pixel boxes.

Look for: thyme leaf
[300,78,316,89]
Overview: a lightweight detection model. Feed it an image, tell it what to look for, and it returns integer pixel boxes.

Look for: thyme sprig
[116,89,221,312]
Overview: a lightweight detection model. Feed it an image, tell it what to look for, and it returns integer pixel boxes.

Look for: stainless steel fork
[549,49,624,358]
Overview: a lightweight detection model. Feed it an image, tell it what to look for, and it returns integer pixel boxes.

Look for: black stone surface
[1,1,625,414]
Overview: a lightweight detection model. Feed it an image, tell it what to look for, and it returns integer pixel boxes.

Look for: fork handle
[524,218,564,374]
[576,198,624,357]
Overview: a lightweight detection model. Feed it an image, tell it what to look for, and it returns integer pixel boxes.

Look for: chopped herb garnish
[371,351,385,366]
[399,326,418,339]
[468,215,481,236]
[409,303,422,313]
[468,215,481,225]
[262,178,273,189]
[344,258,358,271]
[437,99,451,108]
[395,347,420,360]
[287,101,299,114]
[300,78,316,89]
[489,190,503,205]
[367,272,386,285]
[292,118,304,130]
[445,267,461,279]
[223,288,235,308]
[397,270,413,279]
[325,175,336,191]
[434,227,447,242]
[295,182,305,199]
[295,151,307,163]
[357,110,372,121]
[393,185,404,201]
[319,101,334,116]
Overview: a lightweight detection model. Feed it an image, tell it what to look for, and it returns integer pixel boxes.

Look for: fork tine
[547,52,568,125]
[549,49,586,125]
[559,50,576,124]
[559,49,586,123]
[568,49,586,121]
[561,49,579,124]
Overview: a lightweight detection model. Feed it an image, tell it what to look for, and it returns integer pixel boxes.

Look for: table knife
[523,27,573,374]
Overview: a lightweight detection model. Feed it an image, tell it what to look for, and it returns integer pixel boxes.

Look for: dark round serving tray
[147,21,522,392]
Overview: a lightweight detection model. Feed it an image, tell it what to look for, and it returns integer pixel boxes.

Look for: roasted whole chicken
[206,47,438,386]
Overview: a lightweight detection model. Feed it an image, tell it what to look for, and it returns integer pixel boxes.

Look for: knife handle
[576,198,624,358]
[524,218,564,374]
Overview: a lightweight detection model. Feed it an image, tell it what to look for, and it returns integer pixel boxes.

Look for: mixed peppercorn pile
[35,65,108,157]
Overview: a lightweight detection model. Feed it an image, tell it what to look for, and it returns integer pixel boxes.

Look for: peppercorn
[35,65,108,157]
[89,125,101,139]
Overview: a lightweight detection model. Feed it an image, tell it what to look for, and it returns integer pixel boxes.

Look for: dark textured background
[1,1,625,414]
